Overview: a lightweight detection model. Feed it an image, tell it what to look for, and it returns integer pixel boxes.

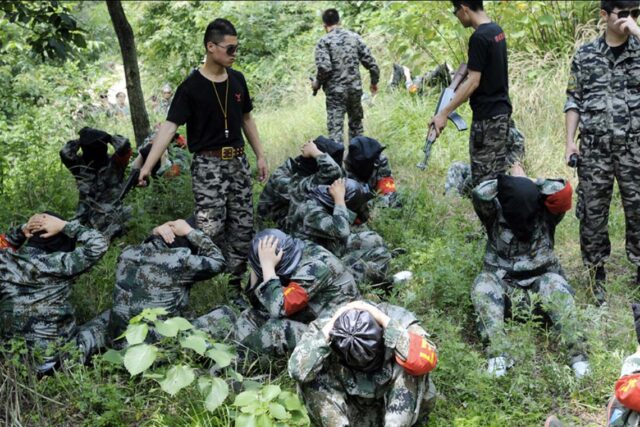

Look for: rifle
[417,63,469,170]
[118,168,147,201]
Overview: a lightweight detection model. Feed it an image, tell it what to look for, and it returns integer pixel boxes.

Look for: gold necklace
[211,75,229,138]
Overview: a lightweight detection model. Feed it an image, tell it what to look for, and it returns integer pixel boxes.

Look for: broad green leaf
[206,344,234,368]
[279,391,301,411]
[261,385,281,402]
[123,344,158,376]
[197,376,212,394]
[234,390,259,407]
[159,365,195,396]
[204,377,229,412]
[101,349,123,365]
[269,402,289,420]
[179,334,207,355]
[125,323,148,345]
[256,414,272,427]
[154,319,179,337]
[235,414,257,427]
[165,316,193,331]
[131,307,168,323]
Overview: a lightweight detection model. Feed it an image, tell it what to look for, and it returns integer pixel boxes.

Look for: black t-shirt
[467,22,512,121]
[167,67,253,153]
[610,39,628,59]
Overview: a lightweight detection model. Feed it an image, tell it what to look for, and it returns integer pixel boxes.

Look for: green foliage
[233,385,310,427]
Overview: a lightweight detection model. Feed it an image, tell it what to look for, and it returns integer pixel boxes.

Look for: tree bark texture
[106,0,150,147]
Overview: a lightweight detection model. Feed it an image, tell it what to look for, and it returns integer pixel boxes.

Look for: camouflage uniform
[257,153,343,229]
[192,154,253,277]
[108,229,227,338]
[237,241,359,356]
[347,153,398,208]
[0,221,108,351]
[60,136,133,241]
[389,63,452,94]
[286,198,392,284]
[315,27,380,143]
[609,353,640,427]
[139,131,190,179]
[288,303,437,427]
[565,35,640,268]
[470,179,586,363]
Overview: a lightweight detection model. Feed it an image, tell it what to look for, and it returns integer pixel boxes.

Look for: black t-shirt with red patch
[167,67,253,153]
[467,22,512,121]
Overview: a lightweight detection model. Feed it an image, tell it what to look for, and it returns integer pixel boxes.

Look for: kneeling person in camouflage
[257,136,344,229]
[471,173,589,378]
[236,229,359,356]
[287,177,392,284]
[289,300,438,427]
[0,212,108,372]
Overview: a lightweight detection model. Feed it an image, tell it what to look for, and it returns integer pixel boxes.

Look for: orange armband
[615,373,640,412]
[376,176,396,195]
[544,181,572,214]
[283,282,309,316]
[0,234,16,251]
[164,164,181,178]
[395,333,437,376]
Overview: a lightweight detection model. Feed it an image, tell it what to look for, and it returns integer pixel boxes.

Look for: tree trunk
[106,0,149,147]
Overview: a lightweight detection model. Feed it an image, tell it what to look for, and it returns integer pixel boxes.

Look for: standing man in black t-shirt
[429,0,524,187]
[138,18,268,289]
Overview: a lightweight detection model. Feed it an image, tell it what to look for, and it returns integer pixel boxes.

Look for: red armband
[0,234,15,251]
[113,147,133,168]
[544,181,572,214]
[174,134,187,148]
[164,164,181,178]
[283,282,309,316]
[395,333,437,376]
[615,373,640,412]
[376,176,396,195]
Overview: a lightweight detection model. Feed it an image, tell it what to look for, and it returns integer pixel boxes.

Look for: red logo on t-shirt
[494,32,506,42]
[234,93,242,102]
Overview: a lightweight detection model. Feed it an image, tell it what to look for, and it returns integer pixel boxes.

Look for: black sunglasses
[612,8,640,19]
[214,42,239,56]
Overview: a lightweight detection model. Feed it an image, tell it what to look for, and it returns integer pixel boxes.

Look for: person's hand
[258,236,283,277]
[370,84,378,95]
[153,223,175,244]
[301,141,322,158]
[257,156,268,183]
[616,17,640,37]
[429,112,448,137]
[321,304,353,341]
[565,140,579,165]
[26,213,67,238]
[138,166,151,187]
[510,162,526,177]
[328,178,346,205]
[168,219,193,237]
[344,300,390,327]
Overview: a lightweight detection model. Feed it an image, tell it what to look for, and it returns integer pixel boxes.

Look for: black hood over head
[247,229,305,284]
[345,136,384,182]
[497,174,542,242]
[79,127,111,169]
[309,178,372,218]
[330,309,385,373]
[26,211,76,254]
[293,136,344,176]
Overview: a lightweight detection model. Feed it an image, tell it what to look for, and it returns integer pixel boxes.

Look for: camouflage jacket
[348,153,396,196]
[249,241,359,323]
[472,179,570,284]
[610,353,640,427]
[110,230,225,335]
[257,153,343,230]
[288,303,437,399]
[315,27,380,94]
[60,135,132,239]
[287,199,356,257]
[0,221,108,349]
[565,34,640,139]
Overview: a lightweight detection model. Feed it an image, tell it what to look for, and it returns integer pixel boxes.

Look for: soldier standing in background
[564,0,640,301]
[312,8,380,144]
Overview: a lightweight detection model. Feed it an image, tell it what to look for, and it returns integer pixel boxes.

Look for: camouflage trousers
[300,367,436,427]
[444,161,472,197]
[192,154,254,277]
[471,271,586,363]
[77,306,237,361]
[342,231,392,284]
[78,204,132,242]
[326,90,364,144]
[235,308,308,356]
[576,134,640,267]
[469,115,514,187]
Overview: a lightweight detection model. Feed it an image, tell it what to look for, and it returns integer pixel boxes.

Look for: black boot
[593,265,606,306]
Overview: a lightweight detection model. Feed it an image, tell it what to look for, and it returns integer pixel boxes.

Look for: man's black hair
[601,0,640,12]
[451,0,484,12]
[322,8,340,26]
[203,18,237,47]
